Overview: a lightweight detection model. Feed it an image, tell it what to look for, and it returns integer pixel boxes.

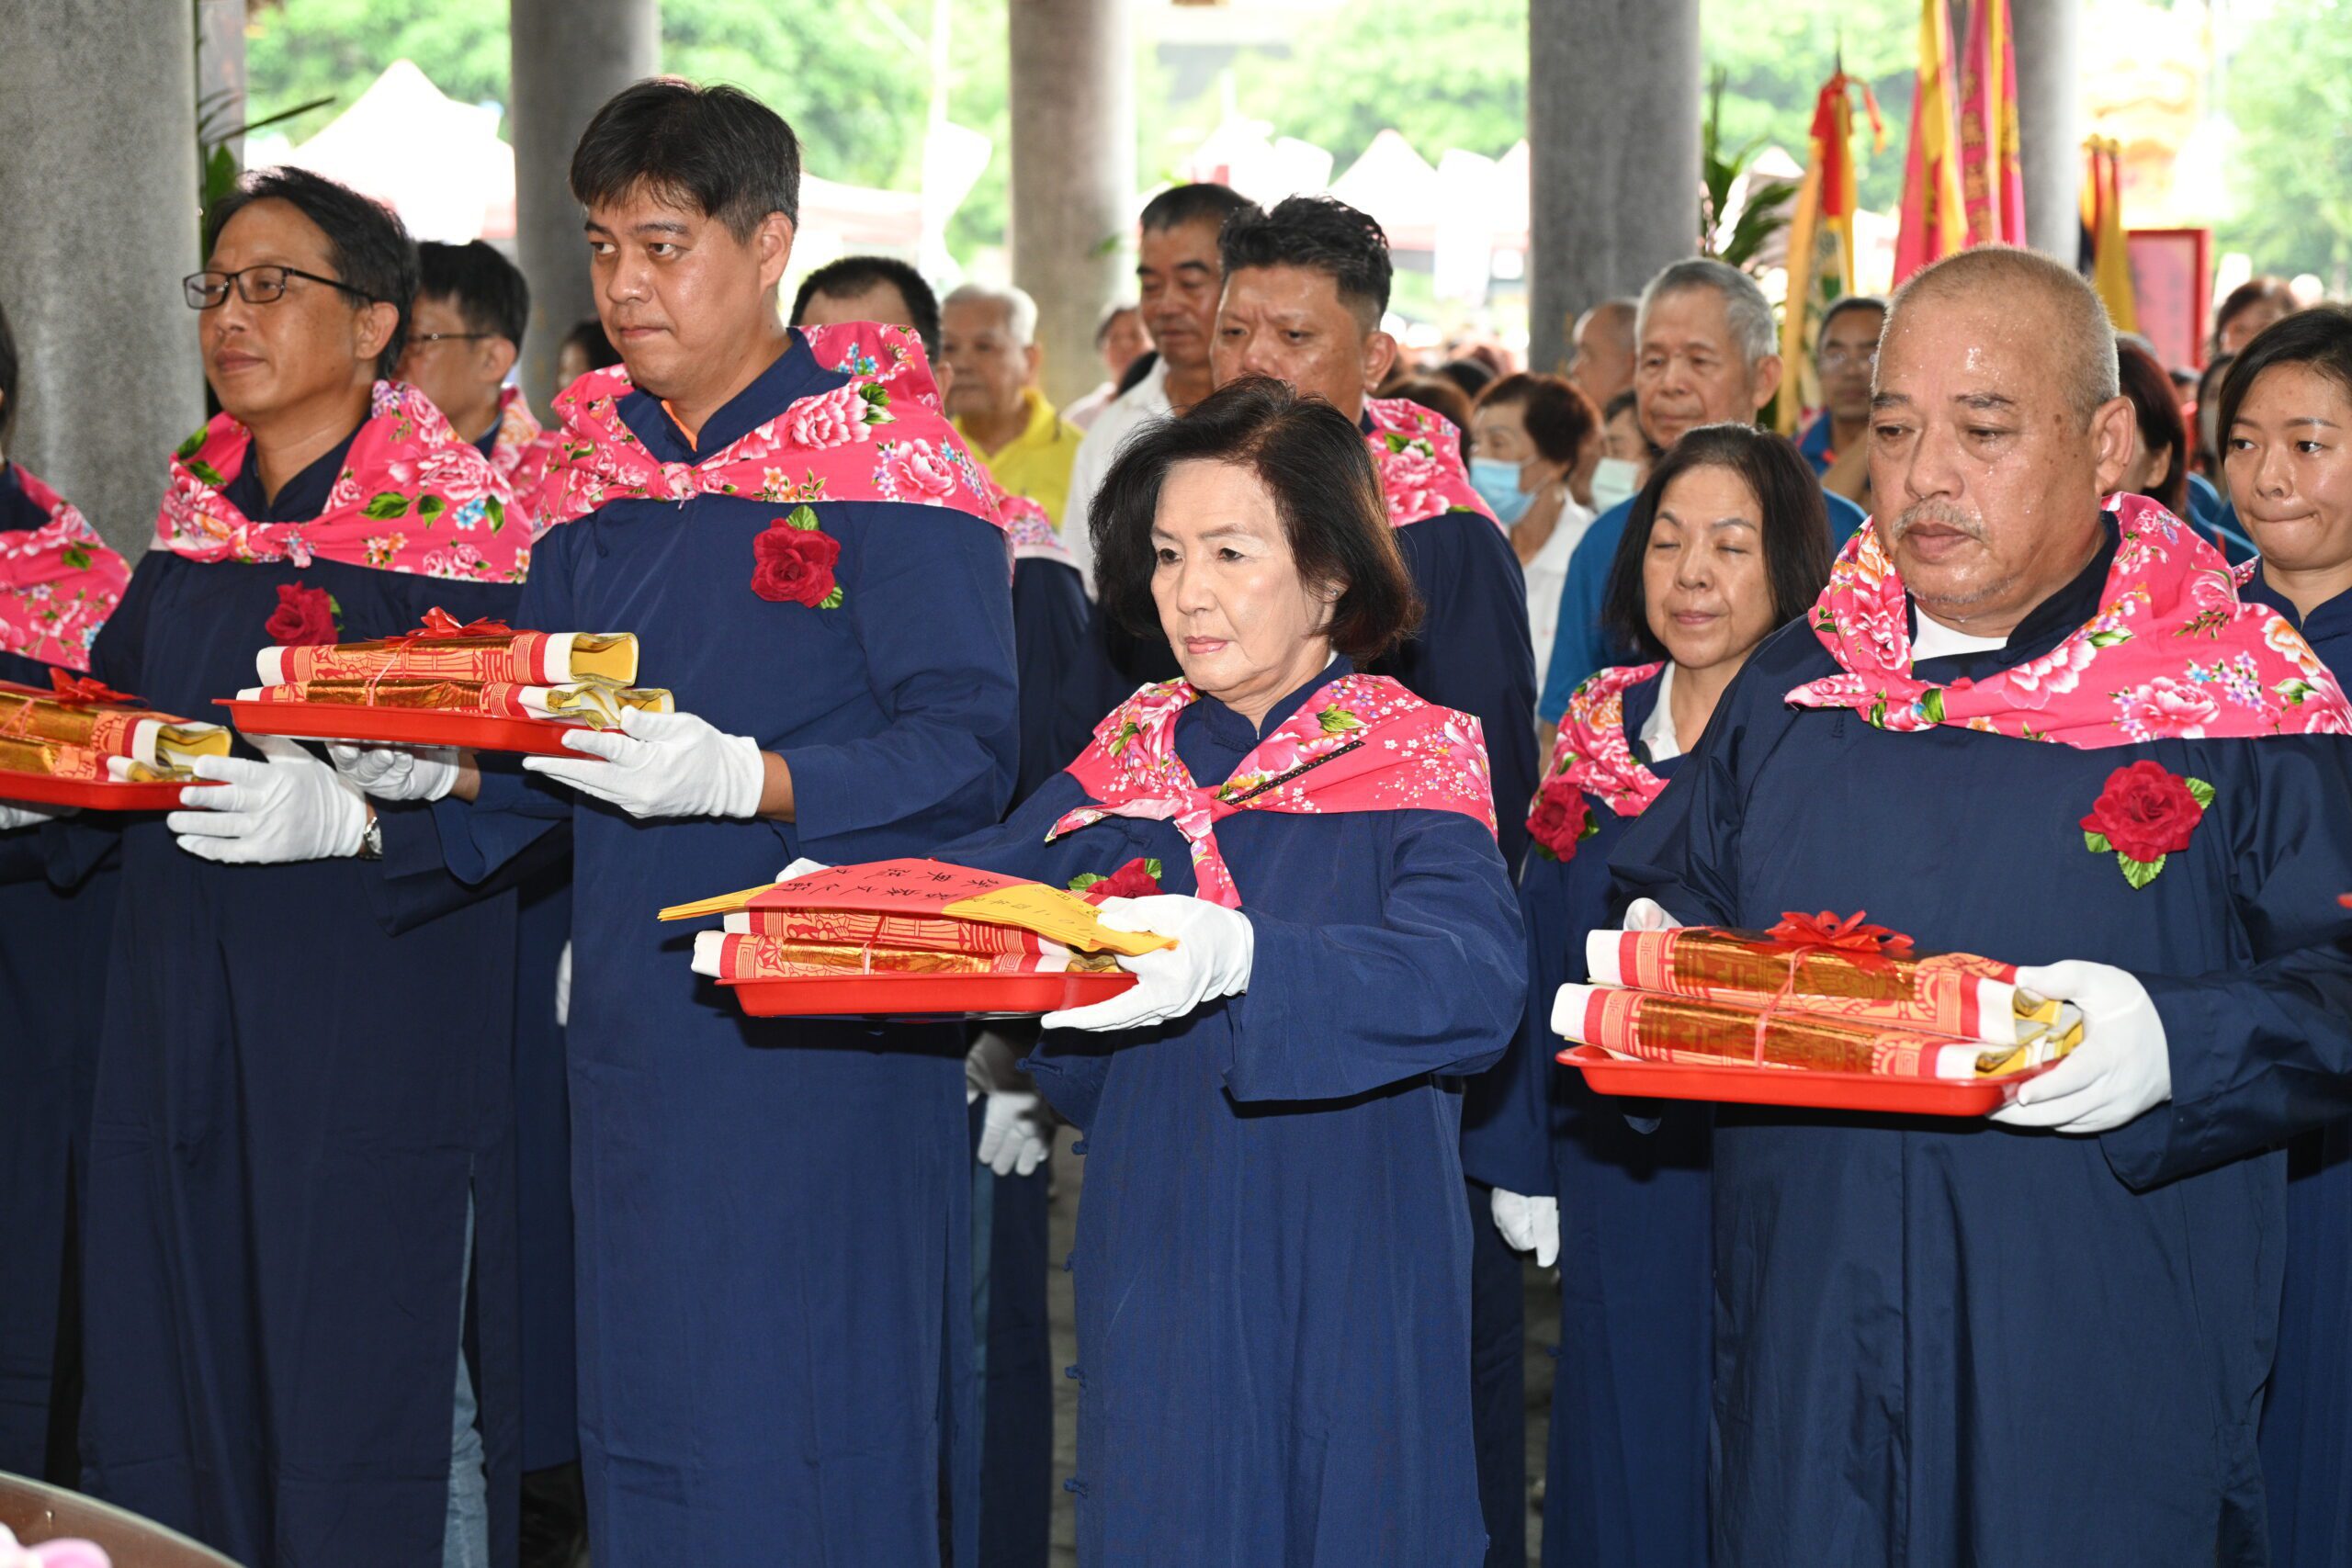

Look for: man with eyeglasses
[74,166,528,1568]
[402,240,561,514]
[1799,294,1887,509]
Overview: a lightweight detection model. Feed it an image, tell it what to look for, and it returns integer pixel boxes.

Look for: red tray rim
[0,769,220,811]
[1557,1043,2052,1116]
[218,697,587,757]
[721,968,1136,1018]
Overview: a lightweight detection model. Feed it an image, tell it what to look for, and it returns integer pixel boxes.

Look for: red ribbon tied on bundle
[1743,910,1917,1067]
[413,606,514,639]
[47,669,140,706]
[1767,909,1916,965]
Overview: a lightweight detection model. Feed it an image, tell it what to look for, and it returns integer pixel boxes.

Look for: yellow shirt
[956,387,1085,528]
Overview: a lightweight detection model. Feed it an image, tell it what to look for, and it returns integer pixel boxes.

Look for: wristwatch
[356,811,384,861]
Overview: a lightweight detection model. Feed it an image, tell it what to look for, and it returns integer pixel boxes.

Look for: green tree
[1700,0,1918,214]
[2218,0,2352,284]
[241,0,1016,261]
[1223,0,1528,171]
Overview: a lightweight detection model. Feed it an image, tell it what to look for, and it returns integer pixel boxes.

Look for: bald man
[1566,298,1636,407]
[1613,246,2352,1566]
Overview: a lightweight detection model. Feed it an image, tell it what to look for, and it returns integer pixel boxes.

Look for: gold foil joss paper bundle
[0,677,229,783]
[247,614,669,729]
[1558,915,2080,1080]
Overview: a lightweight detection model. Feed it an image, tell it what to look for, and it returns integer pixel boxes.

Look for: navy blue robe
[414,336,1020,1565]
[74,429,527,1568]
[0,588,119,1483]
[938,657,1525,1564]
[1460,670,1710,1568]
[1612,525,2352,1566]
[2247,568,2352,1568]
[1010,554,1094,805]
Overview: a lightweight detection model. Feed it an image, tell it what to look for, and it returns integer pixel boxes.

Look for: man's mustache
[1886,501,1985,544]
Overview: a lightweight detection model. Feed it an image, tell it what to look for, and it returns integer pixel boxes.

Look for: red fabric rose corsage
[266,581,341,646]
[2080,759,2212,889]
[1069,857,1163,904]
[752,505,843,608]
[1527,779,1599,863]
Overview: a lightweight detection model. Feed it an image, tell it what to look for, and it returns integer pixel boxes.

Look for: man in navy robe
[401,237,586,1565]
[343,82,1020,1564]
[1615,244,2352,1567]
[794,252,1081,1568]
[77,168,526,1568]
[1210,192,1538,1566]
[1540,260,1867,732]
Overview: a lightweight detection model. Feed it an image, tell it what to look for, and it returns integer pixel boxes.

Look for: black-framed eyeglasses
[183,265,381,310]
[403,332,494,349]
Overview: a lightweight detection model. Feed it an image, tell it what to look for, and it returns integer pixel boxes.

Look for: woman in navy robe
[73,171,529,1568]
[2218,306,2352,1567]
[925,378,1525,1563]
[0,293,131,1482]
[1463,425,1832,1568]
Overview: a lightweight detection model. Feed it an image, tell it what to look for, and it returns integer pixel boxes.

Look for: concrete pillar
[1008,0,1136,410]
[2012,0,2085,262]
[510,0,661,411]
[196,0,247,162]
[1527,0,1702,376]
[0,0,205,557]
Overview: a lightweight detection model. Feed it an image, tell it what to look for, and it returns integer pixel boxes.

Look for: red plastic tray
[0,770,220,811]
[1558,1044,2053,1117]
[219,699,586,757]
[725,969,1137,1019]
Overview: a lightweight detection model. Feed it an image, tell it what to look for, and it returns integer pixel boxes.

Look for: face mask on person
[1590,457,1642,513]
[1469,457,1535,525]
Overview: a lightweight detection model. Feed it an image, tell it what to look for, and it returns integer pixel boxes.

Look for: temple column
[1527,0,1702,374]
[509,0,661,409]
[1008,0,1136,409]
[2012,0,2086,262]
[0,0,205,556]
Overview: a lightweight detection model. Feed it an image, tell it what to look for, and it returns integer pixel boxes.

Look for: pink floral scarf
[0,467,129,672]
[1363,397,1499,529]
[1049,672,1498,908]
[531,323,1003,533]
[153,380,526,582]
[1787,492,2352,746]
[486,386,560,533]
[996,484,1074,570]
[1540,661,1671,821]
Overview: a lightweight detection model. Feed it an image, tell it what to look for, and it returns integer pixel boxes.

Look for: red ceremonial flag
[1958,0,2028,245]
[1893,0,1969,283]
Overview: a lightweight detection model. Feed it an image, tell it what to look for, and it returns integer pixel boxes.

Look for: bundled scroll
[248,615,667,729]
[0,678,229,783]
[1557,916,2080,1081]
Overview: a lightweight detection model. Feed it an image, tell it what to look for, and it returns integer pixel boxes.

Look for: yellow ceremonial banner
[2086,138,2140,333]
[658,882,777,922]
[941,885,1175,957]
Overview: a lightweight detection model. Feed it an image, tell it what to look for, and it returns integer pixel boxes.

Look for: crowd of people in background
[3,68,2352,1568]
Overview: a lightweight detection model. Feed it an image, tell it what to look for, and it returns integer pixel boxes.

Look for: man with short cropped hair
[335,81,1021,1565]
[1567,297,1637,407]
[1799,294,1886,508]
[1616,242,2352,1568]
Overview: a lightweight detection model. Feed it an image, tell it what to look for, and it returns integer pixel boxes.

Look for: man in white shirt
[1062,182,1252,592]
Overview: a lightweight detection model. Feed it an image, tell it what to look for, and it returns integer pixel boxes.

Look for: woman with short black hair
[943,376,1524,1562]
[2115,340,2191,515]
[1464,422,1831,1568]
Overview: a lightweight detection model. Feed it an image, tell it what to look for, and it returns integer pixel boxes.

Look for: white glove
[1989,960,2173,1134]
[554,939,572,1028]
[0,801,67,831]
[167,734,368,863]
[775,857,829,882]
[978,1090,1052,1177]
[327,740,458,802]
[1042,894,1254,1032]
[1489,1187,1561,1269]
[522,707,765,820]
[1622,897,1681,932]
